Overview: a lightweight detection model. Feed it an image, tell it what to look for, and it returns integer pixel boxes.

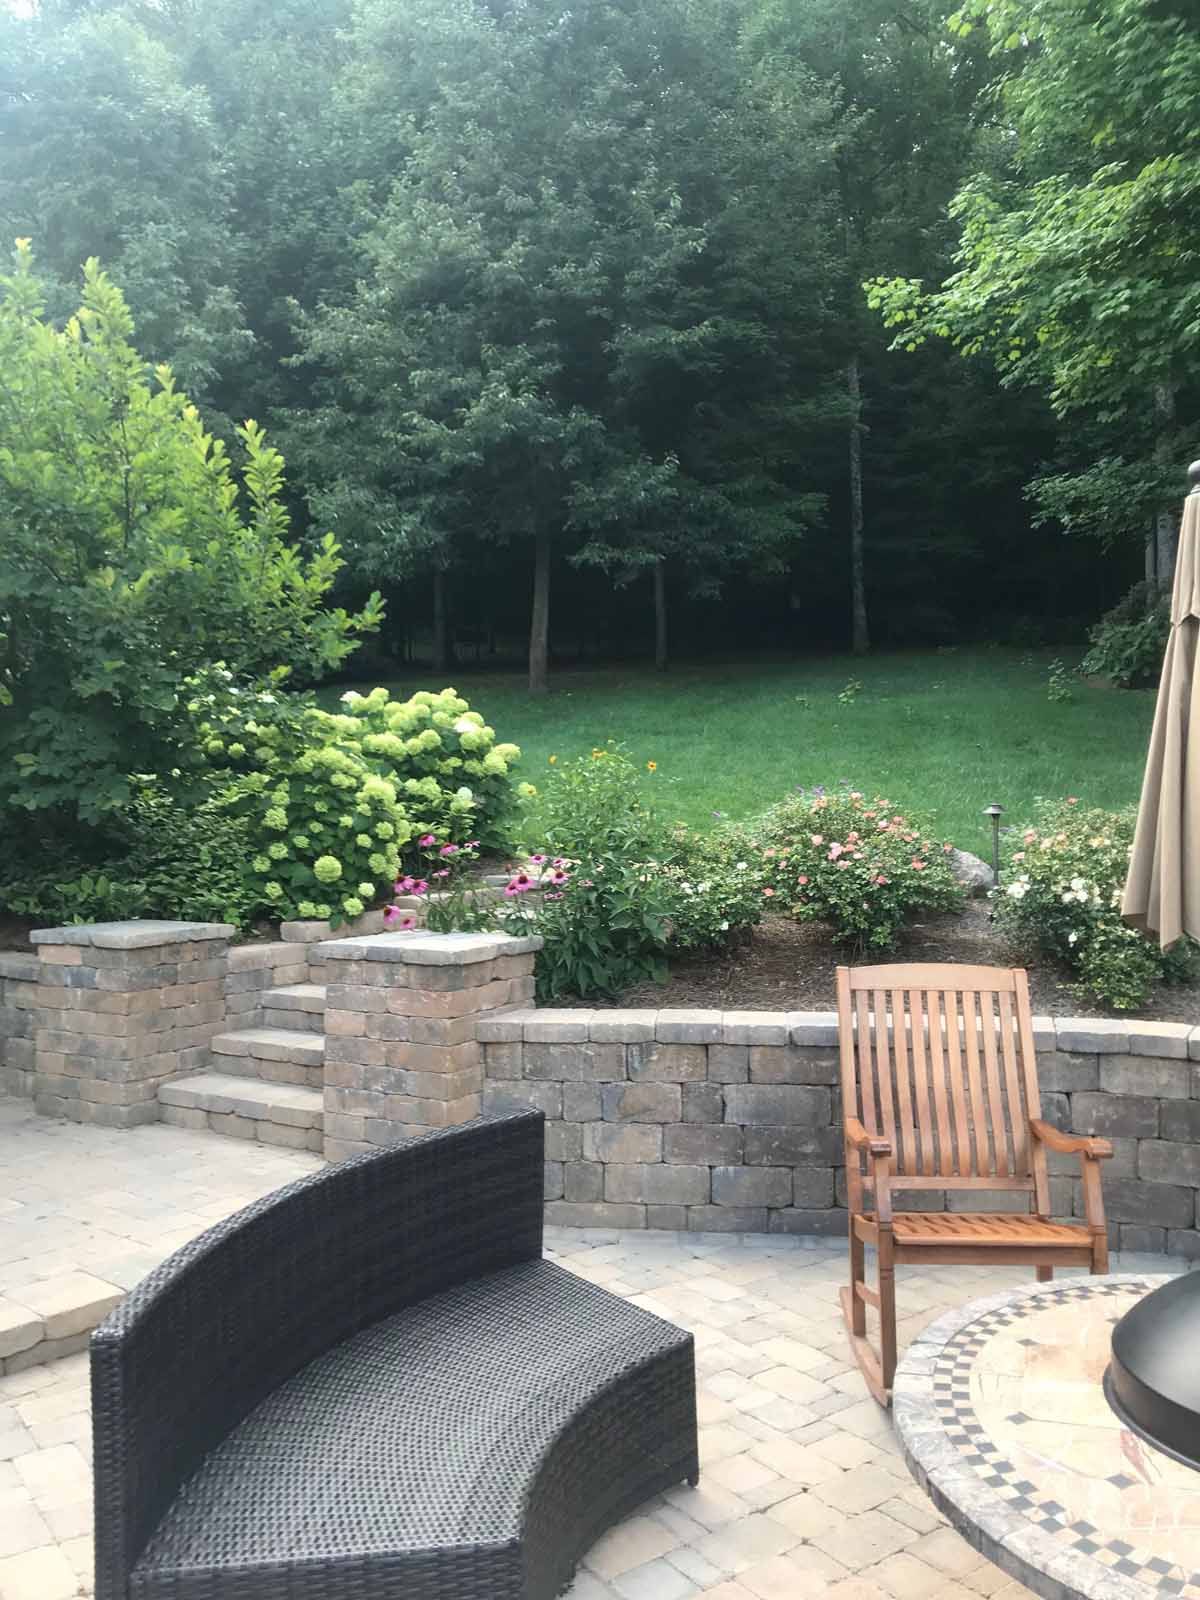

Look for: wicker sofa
[91,1110,698,1600]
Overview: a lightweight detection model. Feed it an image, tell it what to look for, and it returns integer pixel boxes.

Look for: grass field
[327,651,1155,855]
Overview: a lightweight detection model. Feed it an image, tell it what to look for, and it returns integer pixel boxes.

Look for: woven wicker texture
[92,1111,698,1600]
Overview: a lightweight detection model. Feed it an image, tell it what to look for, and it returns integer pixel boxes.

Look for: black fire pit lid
[1106,1272,1200,1472]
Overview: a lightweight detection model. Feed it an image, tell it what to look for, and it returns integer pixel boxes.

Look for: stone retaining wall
[479,1008,1200,1256]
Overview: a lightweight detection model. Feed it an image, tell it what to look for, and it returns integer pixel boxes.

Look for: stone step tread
[211,1026,325,1063]
[159,1072,323,1127]
[262,983,327,1012]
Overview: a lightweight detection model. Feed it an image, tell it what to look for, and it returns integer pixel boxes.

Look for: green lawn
[326,651,1155,855]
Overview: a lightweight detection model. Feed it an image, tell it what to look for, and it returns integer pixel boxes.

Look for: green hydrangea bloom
[264,807,288,830]
[264,881,284,901]
[368,853,388,875]
[252,855,271,872]
[228,742,246,758]
[315,903,332,918]
[298,901,319,918]
[374,822,394,839]
[205,737,225,756]
[357,881,374,898]
[267,841,288,861]
[355,833,372,849]
[342,896,365,918]
[292,834,310,850]
[314,854,343,883]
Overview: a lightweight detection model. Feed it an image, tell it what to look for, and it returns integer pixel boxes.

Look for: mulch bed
[569,900,1200,1020]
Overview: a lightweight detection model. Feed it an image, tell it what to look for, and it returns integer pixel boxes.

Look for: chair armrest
[1030,1119,1113,1160]
[845,1117,893,1158]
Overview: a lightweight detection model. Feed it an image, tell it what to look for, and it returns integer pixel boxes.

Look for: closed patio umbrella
[1122,461,1200,948]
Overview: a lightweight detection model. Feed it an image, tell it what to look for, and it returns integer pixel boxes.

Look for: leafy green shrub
[187,674,520,924]
[751,786,962,953]
[522,744,675,998]
[0,244,381,824]
[0,783,259,928]
[994,798,1195,1009]
[533,858,674,1000]
[1081,582,1170,688]
[649,828,764,950]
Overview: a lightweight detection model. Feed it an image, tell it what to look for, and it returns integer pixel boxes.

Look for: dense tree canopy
[0,0,1171,685]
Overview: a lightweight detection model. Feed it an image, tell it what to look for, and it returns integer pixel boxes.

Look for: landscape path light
[983,802,1004,910]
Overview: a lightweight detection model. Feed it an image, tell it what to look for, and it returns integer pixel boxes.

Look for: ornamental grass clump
[751,786,961,953]
[994,798,1196,1010]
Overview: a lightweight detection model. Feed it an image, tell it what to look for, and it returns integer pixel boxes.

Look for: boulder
[950,848,995,896]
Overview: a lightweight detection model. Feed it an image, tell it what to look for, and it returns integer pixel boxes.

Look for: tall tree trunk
[848,354,869,655]
[431,568,453,674]
[1145,526,1157,589]
[528,529,551,696]
[653,559,668,673]
[1154,383,1177,595]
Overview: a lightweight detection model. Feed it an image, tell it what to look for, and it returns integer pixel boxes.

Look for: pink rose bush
[747,786,960,952]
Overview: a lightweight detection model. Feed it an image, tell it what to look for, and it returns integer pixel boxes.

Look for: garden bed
[568,900,1200,1020]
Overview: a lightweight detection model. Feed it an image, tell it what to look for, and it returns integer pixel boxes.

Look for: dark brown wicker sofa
[91,1110,698,1600]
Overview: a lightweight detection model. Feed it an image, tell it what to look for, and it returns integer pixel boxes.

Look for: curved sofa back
[90,1110,545,1600]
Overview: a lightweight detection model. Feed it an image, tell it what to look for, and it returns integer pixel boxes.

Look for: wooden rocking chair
[837,963,1112,1406]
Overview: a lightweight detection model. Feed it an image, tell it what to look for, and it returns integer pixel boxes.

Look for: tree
[744,0,997,653]
[0,6,250,417]
[866,0,1200,590]
[0,246,381,821]
[294,0,829,687]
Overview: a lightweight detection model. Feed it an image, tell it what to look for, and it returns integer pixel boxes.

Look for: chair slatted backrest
[837,964,1050,1210]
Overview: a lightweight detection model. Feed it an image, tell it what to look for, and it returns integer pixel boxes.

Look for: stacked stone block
[0,951,40,1097]
[320,930,541,1160]
[223,940,311,1027]
[481,1008,1200,1251]
[27,921,233,1127]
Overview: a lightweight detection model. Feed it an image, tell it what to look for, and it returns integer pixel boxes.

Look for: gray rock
[949,849,994,896]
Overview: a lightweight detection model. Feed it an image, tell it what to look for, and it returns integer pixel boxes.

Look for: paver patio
[0,1097,1184,1600]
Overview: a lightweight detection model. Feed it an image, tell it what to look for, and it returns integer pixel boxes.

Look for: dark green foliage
[1082,584,1172,689]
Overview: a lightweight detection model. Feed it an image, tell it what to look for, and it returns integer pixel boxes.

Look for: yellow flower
[548,754,557,764]
[647,761,657,772]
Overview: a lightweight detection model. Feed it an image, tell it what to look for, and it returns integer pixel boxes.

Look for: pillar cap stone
[30,919,234,949]
[320,930,543,965]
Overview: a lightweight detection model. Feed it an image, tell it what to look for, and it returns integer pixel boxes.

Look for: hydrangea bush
[994,798,1195,1009]
[186,673,520,925]
[749,786,962,952]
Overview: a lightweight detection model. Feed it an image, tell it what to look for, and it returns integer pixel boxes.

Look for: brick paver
[0,1098,1182,1600]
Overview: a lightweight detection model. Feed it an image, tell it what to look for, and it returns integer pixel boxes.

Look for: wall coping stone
[476,1007,1200,1060]
[321,930,543,965]
[29,919,233,949]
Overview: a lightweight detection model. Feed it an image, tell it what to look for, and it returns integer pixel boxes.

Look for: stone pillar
[321,930,541,1161]
[28,920,233,1127]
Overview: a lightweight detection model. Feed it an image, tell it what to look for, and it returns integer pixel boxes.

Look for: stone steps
[260,982,327,1032]
[210,1025,325,1090]
[159,1071,323,1151]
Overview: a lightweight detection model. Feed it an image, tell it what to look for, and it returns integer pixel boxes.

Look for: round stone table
[894,1275,1200,1600]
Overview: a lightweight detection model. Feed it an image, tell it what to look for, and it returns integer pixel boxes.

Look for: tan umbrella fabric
[1122,481,1200,949]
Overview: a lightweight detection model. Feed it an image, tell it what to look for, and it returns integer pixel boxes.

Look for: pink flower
[433,868,450,879]
[762,886,776,898]
[394,876,415,894]
[412,879,429,896]
[1013,851,1025,863]
[1066,796,1078,805]
[383,905,401,924]
[836,860,850,869]
[418,833,437,848]
[439,843,458,857]
[551,870,569,885]
[911,859,926,871]
[544,891,563,901]
[875,874,889,885]
[529,853,547,865]
[797,874,809,886]
[504,873,534,897]
[810,834,824,846]
[828,842,844,860]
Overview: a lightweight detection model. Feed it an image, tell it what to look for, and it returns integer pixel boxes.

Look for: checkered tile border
[933,1279,1198,1600]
